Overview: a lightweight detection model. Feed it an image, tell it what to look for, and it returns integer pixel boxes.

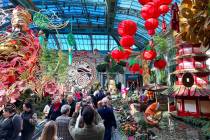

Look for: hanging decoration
[118,20,137,51]
[143,46,157,60]
[138,0,152,5]
[139,0,172,36]
[67,33,76,65]
[145,18,159,30]
[111,48,131,62]
[120,35,135,49]
[118,20,137,36]
[127,58,143,75]
[68,48,73,65]
[170,2,180,32]
[33,10,68,30]
[154,56,167,70]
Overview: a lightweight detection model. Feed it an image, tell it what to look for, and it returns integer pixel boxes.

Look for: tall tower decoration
[172,41,210,117]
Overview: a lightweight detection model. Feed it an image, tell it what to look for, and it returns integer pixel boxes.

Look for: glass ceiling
[47,34,119,51]
[0,0,182,51]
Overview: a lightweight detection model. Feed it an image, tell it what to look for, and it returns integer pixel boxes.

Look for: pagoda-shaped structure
[172,42,210,117]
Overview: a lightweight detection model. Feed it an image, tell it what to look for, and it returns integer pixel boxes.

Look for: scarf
[53,102,61,112]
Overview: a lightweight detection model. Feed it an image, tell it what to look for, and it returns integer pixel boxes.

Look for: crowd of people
[0,88,117,140]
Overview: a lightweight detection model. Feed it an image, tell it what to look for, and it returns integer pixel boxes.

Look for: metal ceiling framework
[1,0,181,51]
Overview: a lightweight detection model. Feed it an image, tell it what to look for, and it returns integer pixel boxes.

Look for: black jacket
[21,111,36,133]
[98,106,117,140]
[0,114,22,140]
[21,111,37,140]
[69,100,76,117]
[47,104,62,121]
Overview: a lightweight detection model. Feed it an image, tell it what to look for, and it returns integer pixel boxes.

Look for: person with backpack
[0,103,22,140]
[21,100,38,140]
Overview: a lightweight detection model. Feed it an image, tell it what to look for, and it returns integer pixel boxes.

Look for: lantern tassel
[162,16,167,32]
[149,39,154,48]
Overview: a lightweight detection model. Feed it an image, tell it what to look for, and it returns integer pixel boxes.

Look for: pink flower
[44,81,58,95]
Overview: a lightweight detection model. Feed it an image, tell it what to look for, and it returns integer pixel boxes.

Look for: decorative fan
[182,72,194,87]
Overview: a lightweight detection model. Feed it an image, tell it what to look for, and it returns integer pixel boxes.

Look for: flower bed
[171,114,210,139]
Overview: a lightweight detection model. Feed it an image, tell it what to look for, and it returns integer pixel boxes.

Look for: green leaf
[154,35,168,54]
[129,59,136,66]
[118,61,127,67]
[118,46,124,51]
[33,12,50,29]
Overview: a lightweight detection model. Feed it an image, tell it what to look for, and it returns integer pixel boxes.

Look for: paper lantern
[111,49,131,61]
[152,0,164,6]
[143,49,157,60]
[145,18,159,30]
[118,22,126,36]
[141,2,160,20]
[111,50,123,62]
[159,5,169,15]
[138,0,152,5]
[139,68,143,75]
[153,0,172,6]
[120,35,135,48]
[118,20,137,36]
[148,29,156,36]
[154,59,167,69]
[162,0,172,5]
[129,63,141,73]
[122,50,131,60]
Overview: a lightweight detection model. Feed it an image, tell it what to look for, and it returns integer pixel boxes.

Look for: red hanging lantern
[153,0,164,6]
[122,49,131,60]
[141,2,160,20]
[118,22,126,36]
[145,18,159,30]
[143,49,157,60]
[139,68,143,75]
[129,63,141,73]
[111,49,131,62]
[154,59,167,69]
[118,20,137,36]
[120,35,135,49]
[138,0,152,5]
[111,50,123,62]
[159,5,169,15]
[162,0,172,5]
[148,29,156,36]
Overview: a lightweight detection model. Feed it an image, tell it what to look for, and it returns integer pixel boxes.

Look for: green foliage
[96,63,108,72]
[118,61,127,67]
[97,55,125,76]
[157,70,167,85]
[168,47,176,60]
[16,89,51,118]
[150,70,156,83]
[173,116,210,138]
[40,45,68,83]
[33,13,50,29]
[154,36,168,54]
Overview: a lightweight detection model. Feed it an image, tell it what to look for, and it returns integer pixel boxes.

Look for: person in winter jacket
[47,96,62,121]
[21,100,37,140]
[0,103,22,140]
